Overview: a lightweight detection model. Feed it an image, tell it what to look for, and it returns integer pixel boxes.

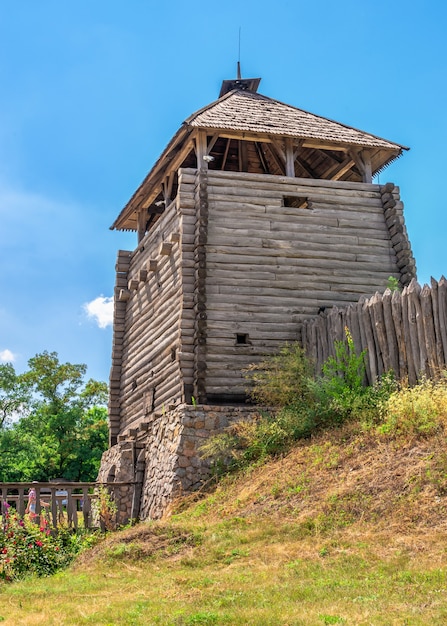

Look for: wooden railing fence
[300,277,447,385]
[0,481,132,531]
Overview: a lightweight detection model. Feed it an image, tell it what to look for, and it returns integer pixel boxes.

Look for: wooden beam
[141,139,194,209]
[324,157,356,181]
[137,210,147,243]
[207,133,220,154]
[195,130,208,171]
[239,140,248,172]
[212,131,272,143]
[295,155,318,178]
[162,173,175,205]
[221,138,231,171]
[362,150,372,183]
[270,138,286,163]
[265,142,286,175]
[349,148,365,179]
[302,141,348,151]
[254,141,269,174]
[285,137,295,177]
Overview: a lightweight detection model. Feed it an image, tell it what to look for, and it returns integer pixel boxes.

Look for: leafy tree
[0,351,108,482]
[0,363,30,428]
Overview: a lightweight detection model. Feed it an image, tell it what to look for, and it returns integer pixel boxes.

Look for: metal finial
[237,27,242,79]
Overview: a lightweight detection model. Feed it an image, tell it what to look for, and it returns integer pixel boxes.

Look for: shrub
[199,410,314,472]
[245,343,314,406]
[92,485,118,531]
[201,331,401,473]
[0,503,98,582]
[386,276,401,292]
[378,378,447,437]
[305,328,370,427]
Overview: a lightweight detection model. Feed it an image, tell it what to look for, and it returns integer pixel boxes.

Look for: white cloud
[84,296,114,329]
[0,349,16,363]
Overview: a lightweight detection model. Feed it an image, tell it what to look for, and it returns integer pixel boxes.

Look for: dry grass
[178,419,447,533]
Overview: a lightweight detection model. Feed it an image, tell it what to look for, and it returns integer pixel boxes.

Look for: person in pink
[25,486,37,517]
[25,484,49,522]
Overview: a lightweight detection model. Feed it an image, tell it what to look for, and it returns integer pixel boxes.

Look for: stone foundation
[98,404,261,522]
[96,440,144,525]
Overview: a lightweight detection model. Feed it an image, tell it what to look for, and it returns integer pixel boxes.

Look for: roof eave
[110,123,192,231]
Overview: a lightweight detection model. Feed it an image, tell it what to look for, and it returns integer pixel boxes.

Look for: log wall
[300,278,447,385]
[110,199,185,436]
[110,168,416,434]
[199,169,415,399]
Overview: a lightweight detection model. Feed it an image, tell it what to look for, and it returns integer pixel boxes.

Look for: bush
[0,503,98,582]
[199,409,314,472]
[201,331,398,473]
[245,343,314,406]
[378,377,447,437]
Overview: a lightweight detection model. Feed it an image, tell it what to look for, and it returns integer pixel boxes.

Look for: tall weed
[378,378,447,437]
[245,343,314,406]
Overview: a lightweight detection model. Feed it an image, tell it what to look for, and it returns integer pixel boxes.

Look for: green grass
[0,520,446,625]
[2,412,447,625]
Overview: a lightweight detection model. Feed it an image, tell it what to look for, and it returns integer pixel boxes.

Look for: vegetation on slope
[1,378,447,624]
[1,338,447,624]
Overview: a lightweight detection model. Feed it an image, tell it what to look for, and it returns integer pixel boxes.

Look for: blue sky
[0,1,446,382]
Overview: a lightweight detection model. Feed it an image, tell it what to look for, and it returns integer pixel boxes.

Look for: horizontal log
[206,245,395,269]
[204,168,379,191]
[212,178,380,205]
[207,231,391,251]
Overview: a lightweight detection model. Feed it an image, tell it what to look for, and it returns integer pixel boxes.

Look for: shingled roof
[112,87,408,231]
[187,89,404,151]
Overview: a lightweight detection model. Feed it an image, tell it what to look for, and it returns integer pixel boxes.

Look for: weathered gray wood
[408,280,428,377]
[302,280,447,385]
[206,167,378,191]
[390,289,407,381]
[111,167,419,431]
[382,289,399,375]
[437,276,447,363]
[421,284,438,376]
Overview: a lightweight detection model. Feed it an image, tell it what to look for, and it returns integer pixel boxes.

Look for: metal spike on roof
[219,62,261,97]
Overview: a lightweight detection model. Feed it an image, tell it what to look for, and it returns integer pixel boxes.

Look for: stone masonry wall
[99,404,261,522]
[97,441,143,525]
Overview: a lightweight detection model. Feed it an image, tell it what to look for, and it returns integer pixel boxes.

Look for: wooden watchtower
[108,74,415,446]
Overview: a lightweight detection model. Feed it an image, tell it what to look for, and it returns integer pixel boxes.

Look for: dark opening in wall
[107,465,116,482]
[283,196,308,209]
[144,388,155,414]
[235,333,250,345]
[171,347,177,361]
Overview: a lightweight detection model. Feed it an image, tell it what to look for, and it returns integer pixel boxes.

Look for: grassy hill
[1,414,447,625]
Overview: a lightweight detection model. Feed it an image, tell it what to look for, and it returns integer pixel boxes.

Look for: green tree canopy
[0,363,30,428]
[0,352,108,482]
